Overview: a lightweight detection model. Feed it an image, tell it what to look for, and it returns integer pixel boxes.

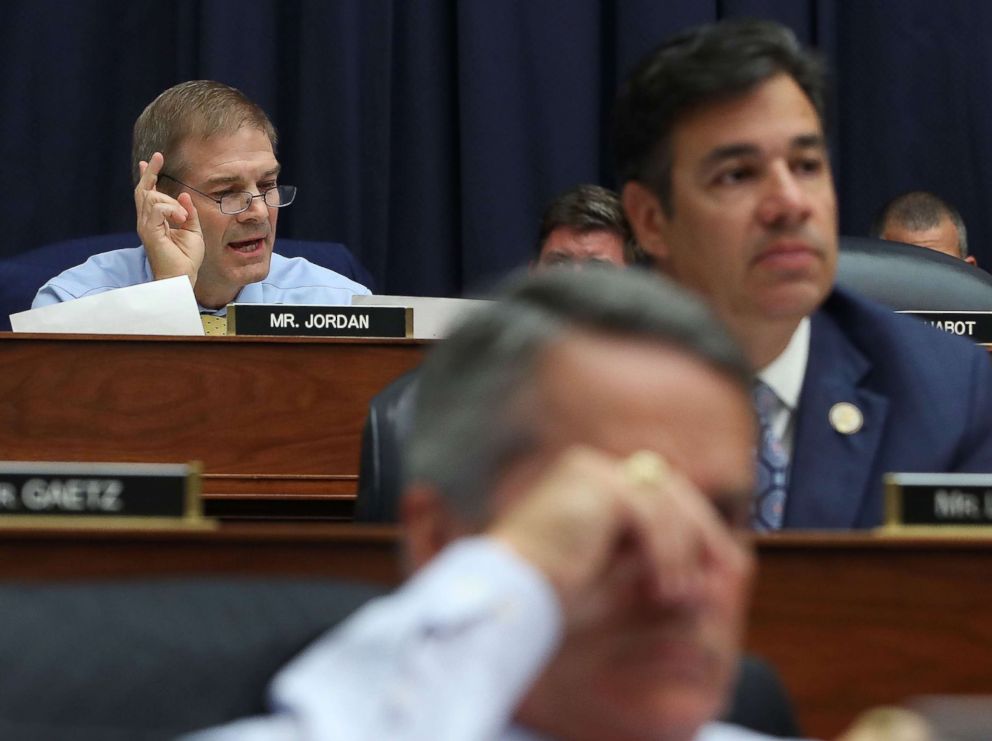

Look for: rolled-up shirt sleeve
[184,536,562,741]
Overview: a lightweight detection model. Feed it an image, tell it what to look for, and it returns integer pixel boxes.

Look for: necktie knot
[752,381,780,426]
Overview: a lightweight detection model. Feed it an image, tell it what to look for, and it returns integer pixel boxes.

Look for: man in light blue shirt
[33,81,369,314]
[191,268,793,741]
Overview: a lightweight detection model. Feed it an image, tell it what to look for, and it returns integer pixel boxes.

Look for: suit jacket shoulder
[787,287,992,528]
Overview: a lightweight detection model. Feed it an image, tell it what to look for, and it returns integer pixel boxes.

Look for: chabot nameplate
[227,305,411,337]
[899,311,992,345]
[0,462,204,527]
[884,473,992,530]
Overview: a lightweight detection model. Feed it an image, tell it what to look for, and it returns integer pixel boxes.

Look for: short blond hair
[131,80,277,188]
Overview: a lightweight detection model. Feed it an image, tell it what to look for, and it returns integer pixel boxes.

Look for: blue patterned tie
[752,381,789,531]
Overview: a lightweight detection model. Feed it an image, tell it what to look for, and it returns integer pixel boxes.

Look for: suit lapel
[785,308,889,528]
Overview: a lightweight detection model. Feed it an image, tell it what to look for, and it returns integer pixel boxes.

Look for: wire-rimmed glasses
[158,173,297,215]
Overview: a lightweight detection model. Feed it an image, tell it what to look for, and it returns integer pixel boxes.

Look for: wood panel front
[750,534,992,738]
[0,523,403,584]
[0,334,426,500]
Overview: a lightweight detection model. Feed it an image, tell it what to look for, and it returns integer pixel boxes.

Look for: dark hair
[132,80,277,189]
[612,18,827,213]
[871,190,969,258]
[536,184,648,265]
[406,268,750,521]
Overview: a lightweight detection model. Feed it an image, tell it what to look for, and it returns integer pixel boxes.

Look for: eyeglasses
[158,173,297,215]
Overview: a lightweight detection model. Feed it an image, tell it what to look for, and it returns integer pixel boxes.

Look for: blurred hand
[489,446,752,614]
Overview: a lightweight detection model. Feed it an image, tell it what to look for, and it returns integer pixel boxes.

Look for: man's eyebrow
[701,134,829,169]
[792,133,828,150]
[701,144,761,168]
[203,166,281,187]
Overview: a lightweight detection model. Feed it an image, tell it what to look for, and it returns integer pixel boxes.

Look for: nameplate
[884,473,992,530]
[0,462,208,528]
[899,311,992,345]
[227,305,412,337]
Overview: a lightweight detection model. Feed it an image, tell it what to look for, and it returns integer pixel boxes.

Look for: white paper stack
[9,277,204,335]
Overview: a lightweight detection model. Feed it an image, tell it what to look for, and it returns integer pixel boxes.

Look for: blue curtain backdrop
[4,0,991,297]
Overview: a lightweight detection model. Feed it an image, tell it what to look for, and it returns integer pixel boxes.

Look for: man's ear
[401,484,462,572]
[965,255,978,267]
[622,181,671,264]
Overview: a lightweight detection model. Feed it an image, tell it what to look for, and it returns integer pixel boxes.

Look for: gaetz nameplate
[885,473,992,528]
[0,461,205,527]
[227,305,412,337]
[899,311,992,345]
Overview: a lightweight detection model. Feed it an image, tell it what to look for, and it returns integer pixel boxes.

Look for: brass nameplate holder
[0,461,211,529]
[882,473,992,535]
[227,304,412,338]
[899,311,992,346]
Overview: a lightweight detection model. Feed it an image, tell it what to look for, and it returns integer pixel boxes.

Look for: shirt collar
[141,246,261,316]
[196,283,261,316]
[756,316,810,411]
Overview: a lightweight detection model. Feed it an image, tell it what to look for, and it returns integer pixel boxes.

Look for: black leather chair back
[354,368,420,523]
[837,235,992,310]
[0,578,800,739]
[723,655,802,737]
[0,579,383,740]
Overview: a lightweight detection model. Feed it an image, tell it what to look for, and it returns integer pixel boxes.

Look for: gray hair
[405,268,751,522]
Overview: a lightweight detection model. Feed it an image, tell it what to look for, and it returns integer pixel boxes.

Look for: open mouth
[227,238,264,254]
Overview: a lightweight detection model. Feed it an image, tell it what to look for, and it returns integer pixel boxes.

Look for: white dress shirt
[187,538,797,741]
[32,247,370,314]
[756,317,811,457]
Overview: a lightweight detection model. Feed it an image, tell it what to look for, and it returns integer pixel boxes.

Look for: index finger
[137,151,165,192]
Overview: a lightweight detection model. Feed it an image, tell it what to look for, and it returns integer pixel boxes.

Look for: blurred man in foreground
[194,268,772,740]
[872,190,976,265]
[533,184,646,269]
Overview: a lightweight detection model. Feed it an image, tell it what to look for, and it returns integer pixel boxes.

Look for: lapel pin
[829,402,863,435]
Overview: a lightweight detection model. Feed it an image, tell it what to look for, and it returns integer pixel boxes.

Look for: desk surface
[2,527,990,738]
[0,333,427,512]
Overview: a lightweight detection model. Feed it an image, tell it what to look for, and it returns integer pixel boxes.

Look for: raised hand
[488,446,752,614]
[134,152,205,285]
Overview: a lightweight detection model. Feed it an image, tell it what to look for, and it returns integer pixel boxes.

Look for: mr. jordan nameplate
[227,305,412,337]
[884,473,992,528]
[0,462,203,525]
[899,311,992,345]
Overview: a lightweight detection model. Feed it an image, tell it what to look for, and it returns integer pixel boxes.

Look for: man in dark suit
[615,19,992,529]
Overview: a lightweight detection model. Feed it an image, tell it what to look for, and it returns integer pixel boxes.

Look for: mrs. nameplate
[227,304,412,338]
[883,472,992,532]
